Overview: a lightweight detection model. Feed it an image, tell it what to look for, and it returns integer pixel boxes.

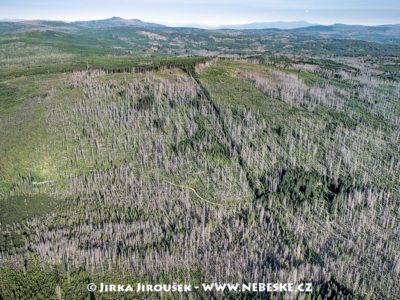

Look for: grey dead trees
[1,59,399,299]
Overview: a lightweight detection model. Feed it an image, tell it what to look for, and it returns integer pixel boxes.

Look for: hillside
[1,18,400,45]
[0,20,399,300]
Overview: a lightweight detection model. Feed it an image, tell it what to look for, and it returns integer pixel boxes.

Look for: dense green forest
[0,20,399,299]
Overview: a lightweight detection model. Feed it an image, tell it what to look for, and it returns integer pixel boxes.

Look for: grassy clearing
[198,60,308,118]
[0,73,70,190]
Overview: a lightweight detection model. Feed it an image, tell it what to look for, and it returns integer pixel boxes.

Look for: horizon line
[0,16,399,27]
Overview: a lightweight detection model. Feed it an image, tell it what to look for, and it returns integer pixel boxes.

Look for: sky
[1,0,400,26]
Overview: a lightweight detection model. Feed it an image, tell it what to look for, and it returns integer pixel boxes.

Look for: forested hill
[1,17,400,45]
[0,18,399,299]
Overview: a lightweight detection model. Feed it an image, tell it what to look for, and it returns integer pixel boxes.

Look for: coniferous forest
[0,17,399,299]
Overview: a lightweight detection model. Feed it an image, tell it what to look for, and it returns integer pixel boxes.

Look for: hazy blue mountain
[294,23,400,43]
[0,18,25,22]
[0,17,166,34]
[71,16,165,28]
[295,23,400,32]
[0,20,79,34]
[219,21,315,30]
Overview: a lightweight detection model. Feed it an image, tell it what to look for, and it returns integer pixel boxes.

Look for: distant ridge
[71,17,165,28]
[219,21,315,30]
[292,23,400,43]
[0,18,400,44]
[294,23,400,32]
[0,17,166,34]
[0,18,25,22]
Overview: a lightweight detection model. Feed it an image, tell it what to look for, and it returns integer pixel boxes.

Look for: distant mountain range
[1,17,400,44]
[292,23,400,43]
[0,18,25,22]
[71,16,165,28]
[0,17,165,33]
[218,21,315,30]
